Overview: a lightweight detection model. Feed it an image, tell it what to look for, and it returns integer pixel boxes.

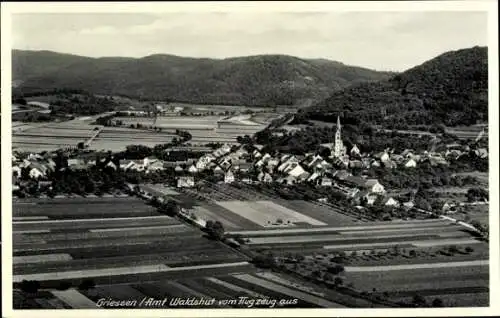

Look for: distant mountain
[12,50,393,106]
[301,46,488,126]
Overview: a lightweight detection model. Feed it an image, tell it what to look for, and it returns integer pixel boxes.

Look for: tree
[465,246,474,253]
[56,281,72,291]
[159,200,179,216]
[333,277,343,287]
[206,220,225,240]
[20,280,40,294]
[323,273,334,282]
[412,294,427,307]
[432,298,444,307]
[327,264,345,275]
[77,142,85,149]
[78,279,96,290]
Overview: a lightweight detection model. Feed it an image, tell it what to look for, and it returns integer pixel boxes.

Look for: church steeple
[333,115,346,158]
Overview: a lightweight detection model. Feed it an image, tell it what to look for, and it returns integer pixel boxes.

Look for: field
[12,195,361,309]
[88,127,176,152]
[12,197,249,285]
[15,270,353,309]
[190,182,362,227]
[445,125,487,140]
[12,114,110,152]
[112,114,274,145]
[225,215,488,307]
[138,182,356,231]
[13,122,96,152]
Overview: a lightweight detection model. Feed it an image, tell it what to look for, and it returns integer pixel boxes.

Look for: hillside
[300,46,488,127]
[12,50,393,106]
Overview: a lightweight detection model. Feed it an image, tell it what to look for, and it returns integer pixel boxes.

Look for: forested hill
[299,46,488,127]
[12,50,393,107]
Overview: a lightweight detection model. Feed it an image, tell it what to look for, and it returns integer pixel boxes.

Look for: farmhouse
[350,144,361,157]
[404,158,418,168]
[174,165,184,173]
[12,165,21,177]
[343,176,385,194]
[320,177,333,187]
[29,167,45,179]
[177,176,195,188]
[224,170,235,183]
[374,151,390,163]
[188,165,199,174]
[474,148,488,159]
[382,197,400,207]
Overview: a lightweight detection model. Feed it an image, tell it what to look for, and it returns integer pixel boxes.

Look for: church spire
[337,116,341,131]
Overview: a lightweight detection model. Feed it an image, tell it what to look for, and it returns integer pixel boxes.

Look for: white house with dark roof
[224,170,235,183]
[404,158,418,168]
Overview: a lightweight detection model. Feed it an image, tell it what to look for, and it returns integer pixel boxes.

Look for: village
[12,116,489,222]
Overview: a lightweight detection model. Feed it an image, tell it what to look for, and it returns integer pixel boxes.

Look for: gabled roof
[365,179,380,187]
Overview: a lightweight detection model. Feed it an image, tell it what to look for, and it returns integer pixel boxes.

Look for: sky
[11,11,488,71]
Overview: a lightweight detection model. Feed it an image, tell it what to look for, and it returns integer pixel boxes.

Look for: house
[356,191,378,205]
[371,159,381,168]
[253,150,262,158]
[258,172,273,183]
[445,149,463,160]
[307,172,322,183]
[374,151,390,163]
[224,170,235,183]
[474,148,488,159]
[344,176,385,194]
[177,176,195,188]
[279,175,297,185]
[174,165,184,173]
[188,165,198,174]
[236,162,252,172]
[267,158,280,170]
[383,160,397,169]
[29,167,45,179]
[349,160,363,169]
[286,163,306,178]
[67,158,84,167]
[365,179,385,194]
[120,160,144,171]
[429,156,449,166]
[402,201,415,209]
[382,197,400,207]
[350,144,361,157]
[277,156,299,172]
[214,165,224,174]
[306,155,324,168]
[12,165,21,178]
[146,160,164,171]
[106,161,117,170]
[38,180,53,190]
[334,170,351,181]
[404,158,418,168]
[320,177,333,187]
[296,171,311,183]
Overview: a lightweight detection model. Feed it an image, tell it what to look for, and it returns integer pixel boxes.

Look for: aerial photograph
[6,5,493,312]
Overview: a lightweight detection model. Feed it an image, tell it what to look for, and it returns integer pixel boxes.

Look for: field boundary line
[344,260,489,272]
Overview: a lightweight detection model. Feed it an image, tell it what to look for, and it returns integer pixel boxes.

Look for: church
[332,116,347,158]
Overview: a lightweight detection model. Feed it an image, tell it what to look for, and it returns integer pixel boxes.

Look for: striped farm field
[13,253,73,264]
[227,218,456,236]
[344,265,488,293]
[214,200,326,227]
[51,289,96,309]
[232,274,346,308]
[13,215,180,232]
